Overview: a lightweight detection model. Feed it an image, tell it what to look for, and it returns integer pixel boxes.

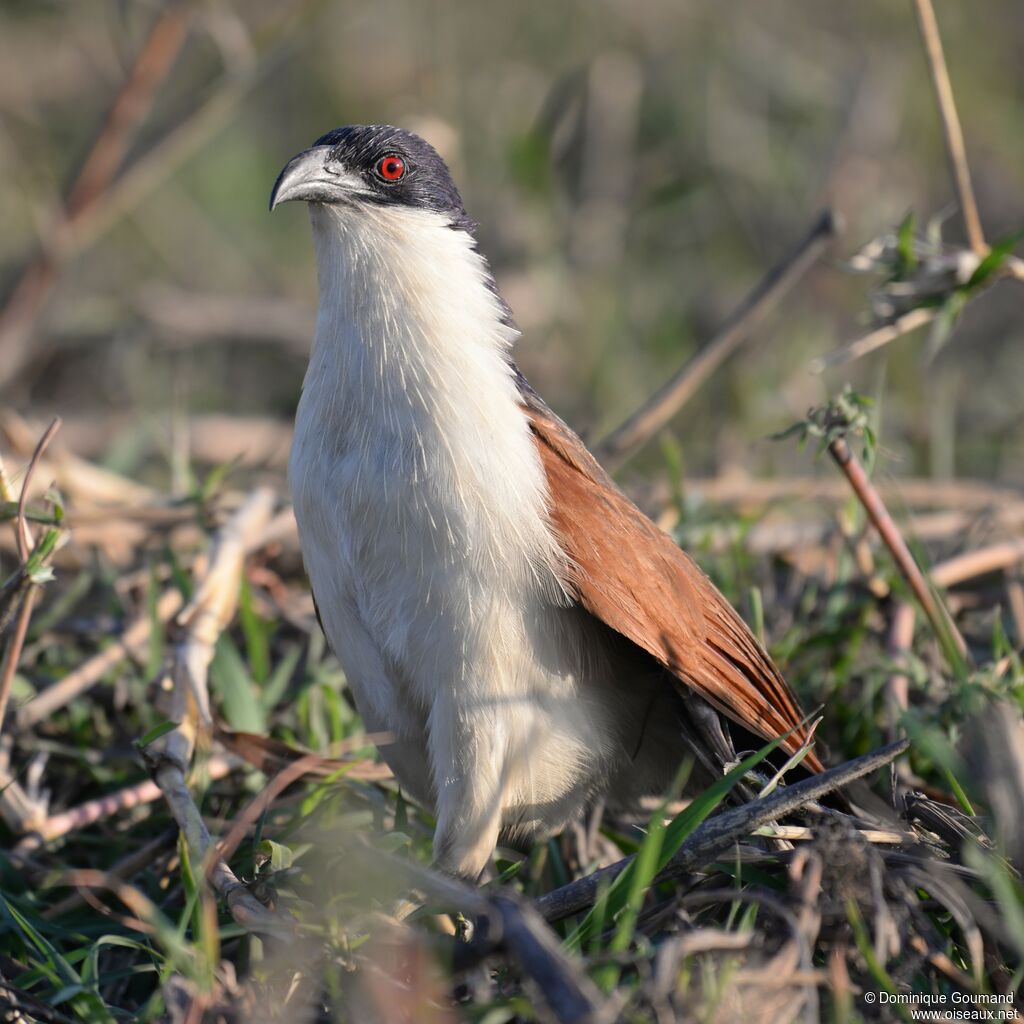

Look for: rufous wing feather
[524,399,824,774]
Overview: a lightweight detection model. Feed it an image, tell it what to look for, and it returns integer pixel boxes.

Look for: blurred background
[2,0,1023,491]
[2,7,1024,1018]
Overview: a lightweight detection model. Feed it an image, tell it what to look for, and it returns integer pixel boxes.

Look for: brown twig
[886,602,916,744]
[596,210,840,467]
[810,305,935,373]
[0,6,194,385]
[45,869,176,939]
[42,826,178,920]
[911,0,986,255]
[536,740,909,923]
[14,756,233,855]
[147,488,292,937]
[213,752,322,872]
[929,539,1024,589]
[0,594,36,737]
[828,437,967,659]
[13,417,61,561]
[18,586,183,729]
[0,418,63,734]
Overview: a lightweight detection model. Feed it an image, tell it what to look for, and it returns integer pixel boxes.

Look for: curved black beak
[269,145,354,211]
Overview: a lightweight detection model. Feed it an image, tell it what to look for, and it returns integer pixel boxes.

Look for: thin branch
[0,418,62,734]
[152,750,292,937]
[41,826,178,920]
[912,0,986,255]
[596,210,840,467]
[828,437,967,660]
[14,756,233,854]
[0,591,36,735]
[213,752,322,871]
[64,7,194,221]
[146,489,291,938]
[535,739,909,923]
[348,844,606,1023]
[886,602,916,744]
[18,587,183,729]
[929,539,1024,589]
[810,305,935,373]
[14,417,61,562]
[0,5,195,384]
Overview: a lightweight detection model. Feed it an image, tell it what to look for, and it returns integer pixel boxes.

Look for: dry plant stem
[0,590,36,735]
[14,756,232,854]
[51,4,317,283]
[213,752,322,871]
[150,489,289,937]
[18,586,183,729]
[42,826,178,920]
[174,487,277,723]
[0,418,63,733]
[929,539,1024,589]
[811,306,935,373]
[596,209,839,466]
[0,6,194,385]
[152,755,290,936]
[355,847,604,1023]
[911,0,986,255]
[490,896,605,1024]
[14,418,62,561]
[828,437,967,658]
[886,602,916,744]
[536,739,909,923]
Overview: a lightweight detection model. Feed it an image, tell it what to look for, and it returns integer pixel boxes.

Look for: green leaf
[1,899,116,1024]
[567,730,790,955]
[144,565,166,680]
[196,456,243,504]
[256,839,295,872]
[210,635,265,732]
[238,575,271,684]
[964,226,1024,291]
[896,211,918,274]
[261,644,301,711]
[136,720,178,749]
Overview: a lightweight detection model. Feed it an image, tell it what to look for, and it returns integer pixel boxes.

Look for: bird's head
[270,124,473,231]
[270,124,514,337]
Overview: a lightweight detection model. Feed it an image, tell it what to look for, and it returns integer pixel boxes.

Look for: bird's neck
[303,203,520,446]
[298,202,564,583]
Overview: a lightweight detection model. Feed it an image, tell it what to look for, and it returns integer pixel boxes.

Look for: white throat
[295,201,562,579]
[289,199,631,875]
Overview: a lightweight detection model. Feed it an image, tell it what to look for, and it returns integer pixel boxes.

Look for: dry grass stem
[597,210,839,466]
[828,437,967,658]
[886,602,916,742]
[810,305,935,373]
[929,539,1024,589]
[0,6,195,386]
[14,755,233,854]
[146,488,291,937]
[537,739,909,923]
[18,586,183,729]
[911,0,986,255]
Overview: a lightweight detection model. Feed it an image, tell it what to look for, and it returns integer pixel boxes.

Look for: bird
[270,124,823,880]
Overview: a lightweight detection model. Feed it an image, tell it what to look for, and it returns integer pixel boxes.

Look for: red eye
[377,154,406,181]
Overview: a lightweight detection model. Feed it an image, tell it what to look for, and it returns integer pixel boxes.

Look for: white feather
[291,201,675,875]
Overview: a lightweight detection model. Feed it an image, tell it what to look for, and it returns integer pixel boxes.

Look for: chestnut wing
[525,399,823,773]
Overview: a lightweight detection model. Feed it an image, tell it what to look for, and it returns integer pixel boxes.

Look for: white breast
[289,202,622,874]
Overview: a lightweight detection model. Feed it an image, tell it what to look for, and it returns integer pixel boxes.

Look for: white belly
[289,373,621,852]
[289,199,681,875]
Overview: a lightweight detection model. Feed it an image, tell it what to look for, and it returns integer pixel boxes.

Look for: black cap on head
[271,124,474,231]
